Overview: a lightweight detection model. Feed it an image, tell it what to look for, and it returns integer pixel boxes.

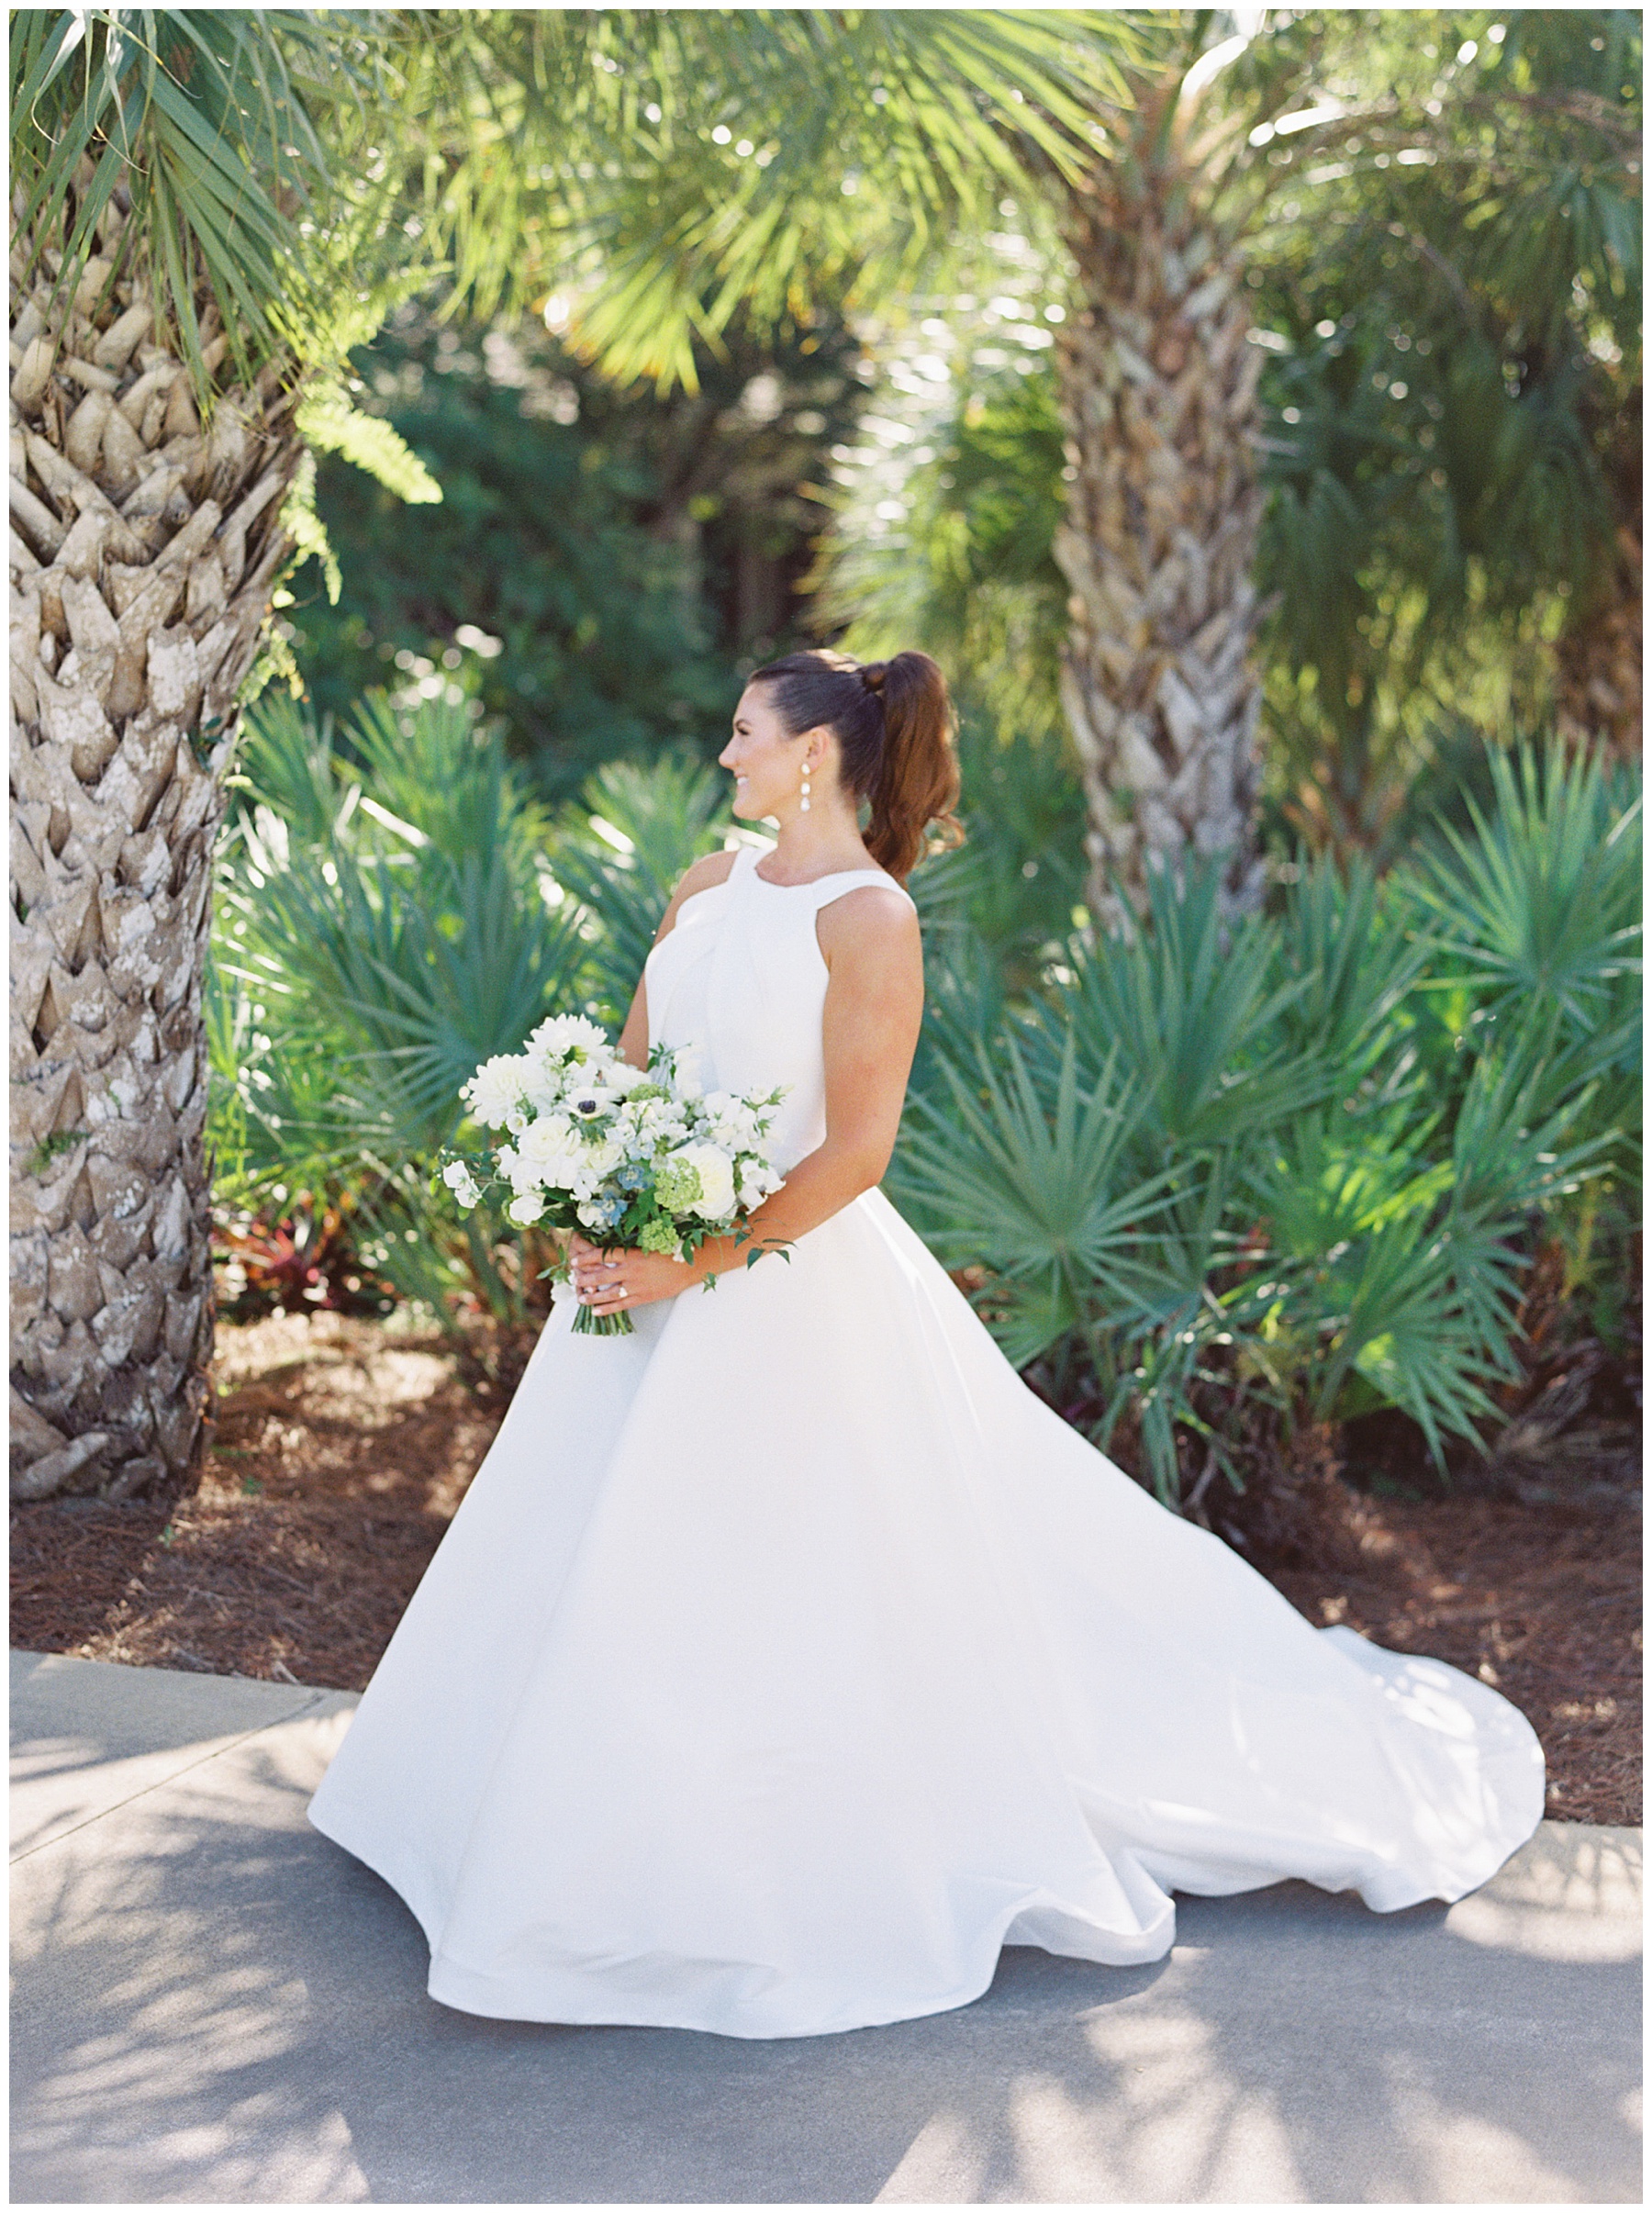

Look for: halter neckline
[746,847,892,892]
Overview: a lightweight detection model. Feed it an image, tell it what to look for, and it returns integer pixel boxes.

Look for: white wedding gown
[307,841,1546,2039]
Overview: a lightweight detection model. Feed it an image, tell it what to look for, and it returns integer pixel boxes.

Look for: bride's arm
[685,885,924,1284]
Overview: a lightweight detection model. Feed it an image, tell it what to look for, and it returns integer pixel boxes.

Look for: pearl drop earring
[799,761,811,813]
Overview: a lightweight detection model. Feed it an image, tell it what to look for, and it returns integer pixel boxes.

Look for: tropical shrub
[887,737,1640,1507]
[211,695,1636,1514]
[208,691,591,1325]
[540,752,739,1025]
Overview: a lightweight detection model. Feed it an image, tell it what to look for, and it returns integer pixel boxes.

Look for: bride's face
[719,685,832,821]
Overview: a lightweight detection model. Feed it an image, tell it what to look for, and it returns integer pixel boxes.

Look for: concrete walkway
[11,1649,1642,2205]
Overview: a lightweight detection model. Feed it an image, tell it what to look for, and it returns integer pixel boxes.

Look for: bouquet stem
[571,1302,634,1336]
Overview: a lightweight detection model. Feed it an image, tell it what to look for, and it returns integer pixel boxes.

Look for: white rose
[514,1120,559,1166]
[515,1121,575,1186]
[506,1190,544,1225]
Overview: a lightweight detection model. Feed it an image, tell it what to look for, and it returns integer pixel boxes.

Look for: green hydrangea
[639,1216,684,1255]
[654,1158,702,1213]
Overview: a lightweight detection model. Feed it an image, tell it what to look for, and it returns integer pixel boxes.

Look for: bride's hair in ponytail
[746,647,965,881]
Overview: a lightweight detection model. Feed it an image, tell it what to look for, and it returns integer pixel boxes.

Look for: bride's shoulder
[815,876,921,969]
[824,868,919,919]
[675,847,742,899]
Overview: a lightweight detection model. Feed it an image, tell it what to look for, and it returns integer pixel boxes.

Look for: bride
[306,646,1546,2040]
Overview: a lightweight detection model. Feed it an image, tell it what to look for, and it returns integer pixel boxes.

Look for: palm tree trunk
[10,212,297,1501]
[1554,520,1642,763]
[1050,90,1269,940]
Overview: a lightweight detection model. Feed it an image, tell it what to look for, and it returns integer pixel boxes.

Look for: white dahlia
[463,1054,530,1128]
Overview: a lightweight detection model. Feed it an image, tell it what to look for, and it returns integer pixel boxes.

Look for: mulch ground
[10,1308,1641,1825]
[1214,1469,1640,1828]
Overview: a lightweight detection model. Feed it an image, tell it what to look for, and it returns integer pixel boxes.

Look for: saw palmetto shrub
[887,737,1640,1511]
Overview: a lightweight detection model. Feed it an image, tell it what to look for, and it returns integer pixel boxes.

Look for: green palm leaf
[11,9,345,386]
[887,1023,1184,1368]
[1033,850,1328,1151]
[412,8,1145,388]
[1411,737,1642,1027]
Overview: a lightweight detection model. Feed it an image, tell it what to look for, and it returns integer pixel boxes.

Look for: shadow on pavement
[10,1660,1642,2205]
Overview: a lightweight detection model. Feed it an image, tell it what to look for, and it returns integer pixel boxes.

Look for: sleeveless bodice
[643,842,916,1174]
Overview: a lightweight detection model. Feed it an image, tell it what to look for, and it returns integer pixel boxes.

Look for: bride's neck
[763,809,870,875]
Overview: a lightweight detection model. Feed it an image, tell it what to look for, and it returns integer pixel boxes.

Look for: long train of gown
[307,841,1546,2039]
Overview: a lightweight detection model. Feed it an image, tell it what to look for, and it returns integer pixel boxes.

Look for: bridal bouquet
[439,1014,791,1335]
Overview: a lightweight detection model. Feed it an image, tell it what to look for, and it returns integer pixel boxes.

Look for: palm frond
[1409,737,1642,1026]
[1036,849,1330,1152]
[10,9,350,386]
[407,8,1145,389]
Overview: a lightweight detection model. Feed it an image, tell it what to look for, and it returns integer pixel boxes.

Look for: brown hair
[746,647,966,882]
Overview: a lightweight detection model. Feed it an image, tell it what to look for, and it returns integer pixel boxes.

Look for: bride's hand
[567,1229,698,1315]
